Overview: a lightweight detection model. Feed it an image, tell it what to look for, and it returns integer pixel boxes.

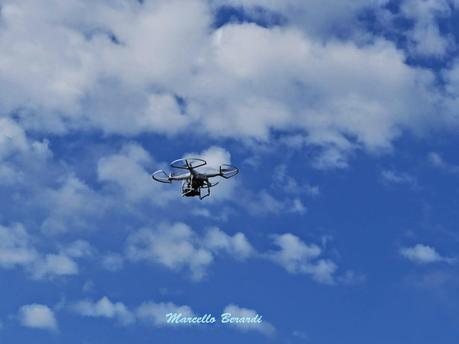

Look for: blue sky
[1,0,459,343]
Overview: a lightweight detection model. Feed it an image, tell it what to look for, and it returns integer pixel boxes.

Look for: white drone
[151,158,239,200]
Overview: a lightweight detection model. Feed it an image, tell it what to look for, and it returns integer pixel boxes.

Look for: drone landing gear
[181,186,210,200]
[199,180,219,200]
[199,186,210,200]
[181,180,215,200]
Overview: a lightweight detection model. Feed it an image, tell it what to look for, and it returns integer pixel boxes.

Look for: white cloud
[190,207,232,221]
[188,22,438,159]
[268,234,337,284]
[0,0,453,169]
[0,118,29,159]
[0,118,52,185]
[141,93,192,135]
[245,190,285,216]
[244,189,307,216]
[400,0,455,57]
[19,304,58,332]
[428,151,445,167]
[291,198,307,215]
[60,240,95,258]
[70,297,195,328]
[100,253,124,272]
[126,222,341,284]
[0,0,209,134]
[203,227,254,260]
[0,223,37,268]
[400,244,455,264]
[136,301,195,327]
[69,296,276,334]
[222,304,275,336]
[40,176,105,235]
[32,254,79,279]
[71,296,135,326]
[337,270,367,286]
[125,223,254,280]
[212,0,386,37]
[126,223,214,281]
[427,152,459,173]
[381,169,417,187]
[185,146,231,170]
[97,143,175,204]
[272,164,319,197]
[0,222,84,279]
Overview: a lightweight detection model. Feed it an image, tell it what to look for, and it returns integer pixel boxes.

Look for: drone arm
[168,172,191,181]
[203,172,221,178]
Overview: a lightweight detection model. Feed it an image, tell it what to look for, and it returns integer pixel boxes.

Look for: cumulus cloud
[203,227,254,259]
[97,143,175,204]
[71,296,135,326]
[40,176,106,235]
[125,222,214,280]
[0,118,52,187]
[32,254,79,279]
[268,234,337,284]
[0,0,454,169]
[222,304,275,336]
[0,222,84,279]
[19,304,58,332]
[0,223,37,268]
[70,296,275,335]
[400,0,455,58]
[186,22,439,162]
[70,296,195,328]
[126,222,339,284]
[136,301,195,327]
[126,222,254,280]
[400,244,455,264]
[212,0,386,37]
[184,146,231,171]
[0,118,29,159]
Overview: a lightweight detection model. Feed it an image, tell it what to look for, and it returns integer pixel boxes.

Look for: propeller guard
[170,158,206,170]
[219,164,239,179]
[151,169,171,183]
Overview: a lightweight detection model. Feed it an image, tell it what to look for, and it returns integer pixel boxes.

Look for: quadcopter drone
[151,158,239,200]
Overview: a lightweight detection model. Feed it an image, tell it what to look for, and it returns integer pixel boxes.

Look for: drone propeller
[219,164,239,179]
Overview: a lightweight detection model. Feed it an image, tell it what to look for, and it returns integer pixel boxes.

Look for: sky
[0,0,459,343]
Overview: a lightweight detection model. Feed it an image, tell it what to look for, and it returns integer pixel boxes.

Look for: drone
[151,158,239,200]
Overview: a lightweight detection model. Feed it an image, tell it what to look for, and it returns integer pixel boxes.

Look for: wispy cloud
[428,152,459,174]
[381,169,418,188]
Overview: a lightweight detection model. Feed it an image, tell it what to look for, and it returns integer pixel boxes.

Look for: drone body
[152,158,239,199]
